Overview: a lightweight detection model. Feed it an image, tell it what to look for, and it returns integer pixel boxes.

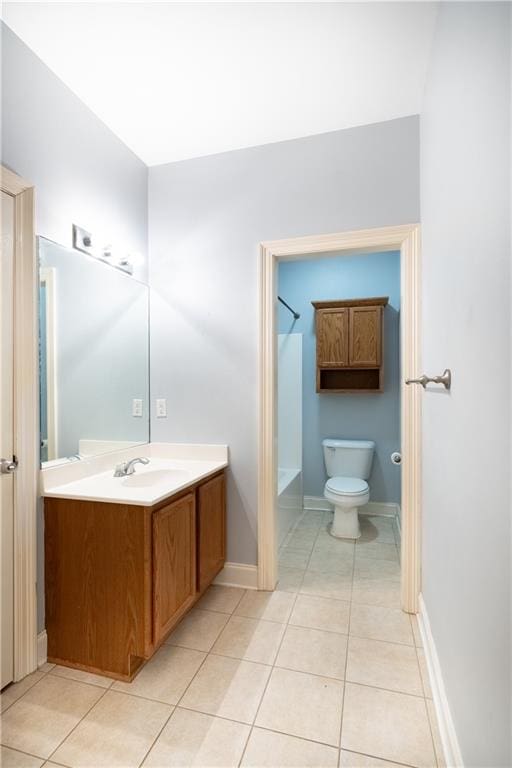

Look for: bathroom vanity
[42,445,227,681]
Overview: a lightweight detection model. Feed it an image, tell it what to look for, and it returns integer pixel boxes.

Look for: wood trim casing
[259,225,421,613]
[312,296,389,309]
[1,165,38,681]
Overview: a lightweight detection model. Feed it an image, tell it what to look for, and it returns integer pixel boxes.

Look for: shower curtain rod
[278,296,300,320]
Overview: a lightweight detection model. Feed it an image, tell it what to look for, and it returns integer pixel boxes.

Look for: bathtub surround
[278,251,401,505]
[149,117,419,567]
[420,3,511,766]
[277,334,303,545]
[0,24,148,281]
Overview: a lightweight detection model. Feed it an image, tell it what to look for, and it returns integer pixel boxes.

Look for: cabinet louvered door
[316,308,349,367]
[349,306,382,367]
[153,492,196,645]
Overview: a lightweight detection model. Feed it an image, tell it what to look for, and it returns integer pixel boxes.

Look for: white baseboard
[303,495,332,511]
[304,496,400,519]
[418,595,464,767]
[214,562,258,590]
[37,630,47,667]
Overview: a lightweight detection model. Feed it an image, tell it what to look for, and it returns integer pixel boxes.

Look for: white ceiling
[3,2,438,166]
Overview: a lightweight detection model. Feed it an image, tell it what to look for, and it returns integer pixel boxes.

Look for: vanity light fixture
[72,223,138,275]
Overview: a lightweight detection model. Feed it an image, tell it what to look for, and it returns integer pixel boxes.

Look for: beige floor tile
[286,530,317,552]
[38,663,55,674]
[0,669,47,714]
[0,746,44,768]
[143,706,250,767]
[359,517,396,544]
[212,615,285,664]
[255,667,344,746]
[307,549,354,575]
[242,728,338,767]
[165,607,229,652]
[351,578,401,609]
[346,637,423,696]
[300,570,352,601]
[313,533,355,556]
[278,548,311,569]
[355,542,398,562]
[113,645,205,705]
[52,690,171,768]
[50,665,113,689]
[426,699,446,767]
[349,604,414,646]
[417,649,433,699]
[0,675,103,759]
[235,589,296,623]
[276,625,347,680]
[411,615,423,648]
[340,750,406,767]
[196,585,245,614]
[341,683,436,768]
[277,567,305,593]
[180,654,270,724]
[354,557,401,582]
[290,594,350,635]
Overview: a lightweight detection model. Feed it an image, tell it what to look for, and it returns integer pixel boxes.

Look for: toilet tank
[322,439,375,479]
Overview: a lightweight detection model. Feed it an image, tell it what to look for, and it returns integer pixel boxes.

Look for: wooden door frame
[1,166,38,679]
[258,224,421,613]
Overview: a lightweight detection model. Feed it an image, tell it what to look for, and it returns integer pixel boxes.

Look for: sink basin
[121,469,191,488]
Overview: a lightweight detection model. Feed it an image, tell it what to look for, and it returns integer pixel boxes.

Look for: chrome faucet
[113,457,150,477]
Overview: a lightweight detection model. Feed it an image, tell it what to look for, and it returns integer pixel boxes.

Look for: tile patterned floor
[0,512,445,768]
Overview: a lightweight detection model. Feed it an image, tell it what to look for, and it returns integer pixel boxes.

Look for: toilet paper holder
[405,368,451,390]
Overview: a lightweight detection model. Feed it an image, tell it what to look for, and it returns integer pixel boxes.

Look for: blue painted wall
[278,250,401,503]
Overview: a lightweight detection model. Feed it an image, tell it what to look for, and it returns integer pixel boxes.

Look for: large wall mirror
[38,237,150,466]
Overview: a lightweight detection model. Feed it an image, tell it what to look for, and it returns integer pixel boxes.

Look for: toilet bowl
[322,439,375,540]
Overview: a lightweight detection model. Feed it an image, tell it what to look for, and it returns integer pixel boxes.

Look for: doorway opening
[258,225,421,614]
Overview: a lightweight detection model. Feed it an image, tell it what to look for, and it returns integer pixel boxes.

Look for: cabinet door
[349,306,382,367]
[153,493,196,645]
[316,308,349,367]
[198,473,226,593]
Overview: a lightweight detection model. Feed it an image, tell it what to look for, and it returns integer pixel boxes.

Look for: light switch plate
[132,399,143,417]
[156,398,167,418]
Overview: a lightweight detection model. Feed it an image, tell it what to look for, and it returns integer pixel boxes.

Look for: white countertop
[41,443,228,506]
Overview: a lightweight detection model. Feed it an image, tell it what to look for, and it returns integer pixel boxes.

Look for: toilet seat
[325,476,368,497]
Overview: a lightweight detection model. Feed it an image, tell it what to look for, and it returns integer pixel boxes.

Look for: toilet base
[329,505,361,540]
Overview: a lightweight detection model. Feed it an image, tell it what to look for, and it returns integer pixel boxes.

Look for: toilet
[322,438,375,539]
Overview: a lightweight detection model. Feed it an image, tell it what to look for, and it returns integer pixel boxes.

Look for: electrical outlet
[132,399,143,417]
[156,398,167,418]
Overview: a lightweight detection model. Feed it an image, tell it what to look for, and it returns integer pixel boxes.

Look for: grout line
[340,747,419,768]
[0,661,56,714]
[337,530,355,765]
[45,685,111,764]
[237,585,300,767]
[135,703,176,768]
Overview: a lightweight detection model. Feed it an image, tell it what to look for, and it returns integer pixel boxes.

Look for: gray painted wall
[278,251,401,503]
[420,4,511,765]
[149,117,419,566]
[1,24,148,280]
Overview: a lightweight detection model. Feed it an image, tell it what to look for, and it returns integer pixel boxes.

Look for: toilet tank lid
[322,439,375,449]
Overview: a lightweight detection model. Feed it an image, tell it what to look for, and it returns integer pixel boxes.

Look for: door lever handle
[0,456,18,474]
[405,369,451,390]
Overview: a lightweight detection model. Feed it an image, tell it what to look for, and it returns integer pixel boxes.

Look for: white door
[1,190,16,688]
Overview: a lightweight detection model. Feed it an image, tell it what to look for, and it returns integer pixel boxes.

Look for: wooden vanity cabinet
[313,297,388,393]
[45,470,226,681]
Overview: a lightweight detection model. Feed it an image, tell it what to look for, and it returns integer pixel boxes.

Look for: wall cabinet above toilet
[312,297,388,393]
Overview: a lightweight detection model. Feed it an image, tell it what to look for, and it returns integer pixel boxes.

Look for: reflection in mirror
[38,237,150,466]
